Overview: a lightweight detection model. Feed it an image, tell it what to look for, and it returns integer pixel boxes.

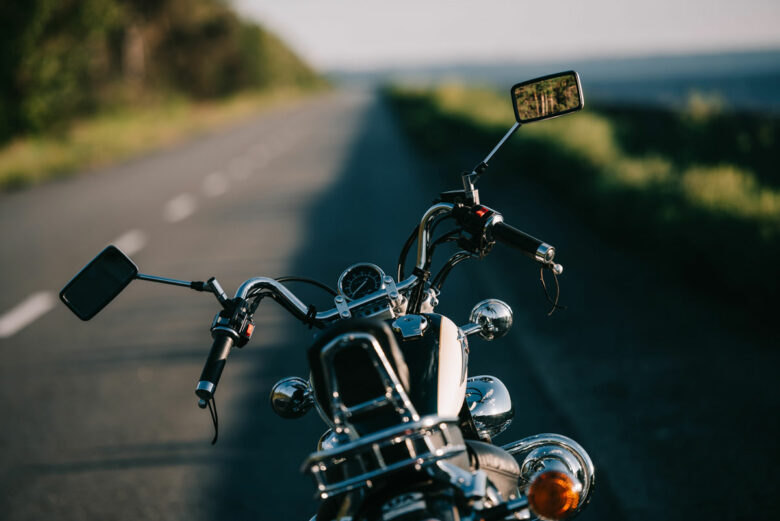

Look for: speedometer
[337,263,386,301]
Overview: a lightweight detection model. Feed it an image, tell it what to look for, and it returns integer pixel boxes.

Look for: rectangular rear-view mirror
[60,245,138,320]
[511,71,584,124]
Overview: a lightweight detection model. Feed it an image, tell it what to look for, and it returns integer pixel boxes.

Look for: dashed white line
[111,229,147,255]
[164,193,197,222]
[0,291,56,338]
[203,171,228,196]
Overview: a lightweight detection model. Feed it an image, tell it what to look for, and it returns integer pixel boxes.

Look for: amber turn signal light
[527,470,580,520]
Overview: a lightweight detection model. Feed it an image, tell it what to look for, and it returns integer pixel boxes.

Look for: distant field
[385,84,780,320]
[343,50,780,113]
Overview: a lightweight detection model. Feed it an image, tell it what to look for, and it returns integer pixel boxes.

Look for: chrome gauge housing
[337,263,386,301]
[465,375,514,440]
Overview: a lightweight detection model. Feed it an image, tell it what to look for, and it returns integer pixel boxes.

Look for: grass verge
[385,84,780,320]
[0,86,323,191]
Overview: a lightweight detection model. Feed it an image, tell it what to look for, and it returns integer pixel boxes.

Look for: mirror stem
[136,273,212,293]
[463,122,521,204]
[481,121,520,168]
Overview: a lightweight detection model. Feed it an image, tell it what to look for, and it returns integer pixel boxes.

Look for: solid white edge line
[0,291,56,338]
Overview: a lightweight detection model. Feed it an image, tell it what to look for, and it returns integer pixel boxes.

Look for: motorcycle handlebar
[490,221,555,264]
[196,331,235,402]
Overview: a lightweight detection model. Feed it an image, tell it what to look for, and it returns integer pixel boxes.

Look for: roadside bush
[385,85,780,319]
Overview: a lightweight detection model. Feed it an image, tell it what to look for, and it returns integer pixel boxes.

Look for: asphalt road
[0,89,775,521]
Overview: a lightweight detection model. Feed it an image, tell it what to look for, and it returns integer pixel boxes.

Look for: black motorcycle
[60,71,594,521]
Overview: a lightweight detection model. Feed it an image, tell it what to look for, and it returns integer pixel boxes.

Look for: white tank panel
[436,315,467,416]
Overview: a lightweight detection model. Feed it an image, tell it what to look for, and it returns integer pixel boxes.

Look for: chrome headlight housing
[465,375,514,440]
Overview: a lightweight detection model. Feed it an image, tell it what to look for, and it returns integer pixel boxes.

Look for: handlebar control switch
[210,298,253,347]
[453,204,502,257]
[196,297,255,403]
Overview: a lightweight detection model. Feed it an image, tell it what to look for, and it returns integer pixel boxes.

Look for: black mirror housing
[511,71,584,124]
[60,245,138,320]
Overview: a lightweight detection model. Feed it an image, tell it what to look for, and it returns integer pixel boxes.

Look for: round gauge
[337,263,386,300]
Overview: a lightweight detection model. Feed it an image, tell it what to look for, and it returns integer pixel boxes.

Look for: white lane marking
[203,171,228,197]
[164,193,197,222]
[0,292,56,338]
[111,229,147,256]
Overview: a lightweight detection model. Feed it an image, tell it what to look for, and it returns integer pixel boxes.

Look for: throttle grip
[196,332,235,401]
[490,221,555,264]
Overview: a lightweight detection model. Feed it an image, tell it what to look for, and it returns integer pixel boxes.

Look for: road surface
[0,89,775,521]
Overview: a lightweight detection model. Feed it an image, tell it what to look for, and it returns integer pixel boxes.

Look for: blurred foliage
[599,100,780,189]
[0,0,321,141]
[385,84,780,318]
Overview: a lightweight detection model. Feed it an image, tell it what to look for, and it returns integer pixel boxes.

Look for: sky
[232,0,780,71]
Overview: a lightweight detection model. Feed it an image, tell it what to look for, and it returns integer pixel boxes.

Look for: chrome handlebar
[231,202,458,325]
[235,275,419,325]
[230,201,558,326]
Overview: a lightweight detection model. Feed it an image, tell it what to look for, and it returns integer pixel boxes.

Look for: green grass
[385,84,780,317]
[0,86,322,190]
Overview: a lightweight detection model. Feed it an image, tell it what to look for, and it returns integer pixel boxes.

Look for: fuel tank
[390,314,468,418]
[307,314,468,434]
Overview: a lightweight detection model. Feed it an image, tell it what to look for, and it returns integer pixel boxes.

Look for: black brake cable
[303,304,318,329]
[275,276,337,297]
[397,223,420,281]
[207,397,219,445]
[428,214,452,239]
[398,215,455,281]
[426,229,460,270]
[432,251,474,291]
[540,266,566,316]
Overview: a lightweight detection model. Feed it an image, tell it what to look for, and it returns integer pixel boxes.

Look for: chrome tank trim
[437,315,466,417]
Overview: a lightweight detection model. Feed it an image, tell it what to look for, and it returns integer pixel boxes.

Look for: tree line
[0,0,321,142]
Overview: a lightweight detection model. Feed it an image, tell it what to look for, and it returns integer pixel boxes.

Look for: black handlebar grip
[490,221,555,263]
[196,332,235,401]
